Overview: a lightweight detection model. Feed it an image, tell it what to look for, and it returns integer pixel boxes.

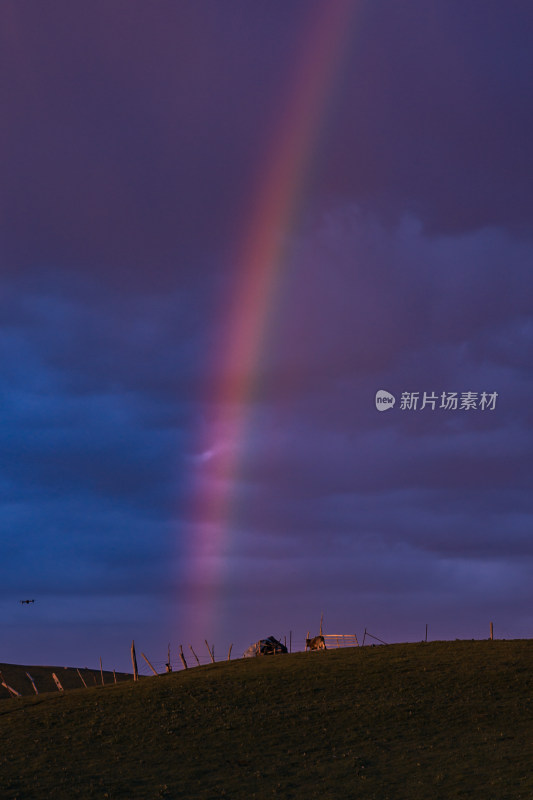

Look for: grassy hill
[1,639,532,799]
[0,662,131,698]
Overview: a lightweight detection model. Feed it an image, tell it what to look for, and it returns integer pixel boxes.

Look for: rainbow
[180,0,357,638]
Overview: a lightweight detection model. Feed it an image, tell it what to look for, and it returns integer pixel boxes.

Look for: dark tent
[243,636,288,657]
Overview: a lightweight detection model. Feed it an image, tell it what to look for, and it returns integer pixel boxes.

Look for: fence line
[0,622,507,698]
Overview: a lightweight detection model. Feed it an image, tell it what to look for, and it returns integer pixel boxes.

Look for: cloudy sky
[2,1,533,671]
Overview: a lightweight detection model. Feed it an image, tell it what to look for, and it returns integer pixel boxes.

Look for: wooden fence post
[205,640,215,663]
[1,682,21,697]
[26,672,39,695]
[227,643,233,661]
[100,657,104,686]
[141,652,159,676]
[52,673,64,692]
[113,670,117,684]
[0,671,21,697]
[364,630,389,646]
[179,645,188,670]
[189,645,200,666]
[76,668,87,688]
[490,621,494,640]
[131,640,139,681]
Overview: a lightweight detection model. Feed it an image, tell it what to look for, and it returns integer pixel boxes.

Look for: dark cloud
[3,2,533,289]
[0,1,311,287]
[312,1,533,236]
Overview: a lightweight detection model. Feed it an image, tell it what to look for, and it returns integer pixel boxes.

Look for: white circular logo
[375,390,396,411]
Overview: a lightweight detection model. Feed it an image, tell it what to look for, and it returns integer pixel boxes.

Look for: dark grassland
[1,640,532,799]
[0,663,131,697]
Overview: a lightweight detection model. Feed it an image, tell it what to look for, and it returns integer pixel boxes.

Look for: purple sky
[2,1,533,672]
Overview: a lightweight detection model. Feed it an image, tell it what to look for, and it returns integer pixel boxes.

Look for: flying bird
[19,599,35,605]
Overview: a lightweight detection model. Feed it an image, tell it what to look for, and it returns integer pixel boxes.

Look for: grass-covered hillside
[1,640,532,799]
[0,662,131,698]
